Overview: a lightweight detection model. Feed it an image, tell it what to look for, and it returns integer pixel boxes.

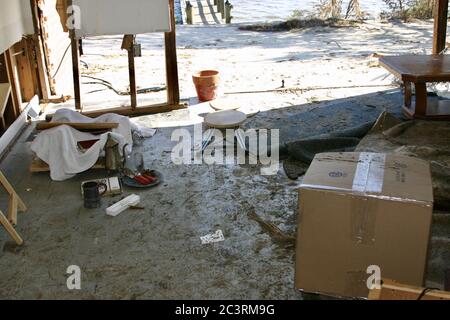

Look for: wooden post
[414,82,428,117]
[67,0,82,110]
[0,171,27,245]
[29,0,51,100]
[4,49,22,117]
[69,30,82,110]
[78,39,84,56]
[225,1,233,24]
[165,0,180,105]
[186,1,193,25]
[219,0,225,19]
[123,35,137,110]
[433,0,449,54]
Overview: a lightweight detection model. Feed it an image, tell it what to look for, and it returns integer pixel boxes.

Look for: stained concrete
[0,90,448,299]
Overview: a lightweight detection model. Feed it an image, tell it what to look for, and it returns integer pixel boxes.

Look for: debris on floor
[81,177,122,197]
[106,194,141,217]
[200,230,225,245]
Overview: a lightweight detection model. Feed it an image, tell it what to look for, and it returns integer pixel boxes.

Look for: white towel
[31,109,154,181]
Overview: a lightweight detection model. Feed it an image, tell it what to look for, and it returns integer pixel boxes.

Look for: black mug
[83,182,107,209]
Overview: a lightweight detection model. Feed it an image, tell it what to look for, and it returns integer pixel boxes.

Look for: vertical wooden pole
[29,0,50,100]
[414,83,428,117]
[225,1,233,24]
[68,0,82,110]
[4,49,22,117]
[126,35,138,110]
[165,0,180,105]
[433,0,449,54]
[186,1,193,25]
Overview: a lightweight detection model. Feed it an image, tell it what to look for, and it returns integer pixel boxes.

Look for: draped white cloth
[31,109,155,181]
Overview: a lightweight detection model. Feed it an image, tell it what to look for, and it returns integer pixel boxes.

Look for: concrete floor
[0,90,448,299]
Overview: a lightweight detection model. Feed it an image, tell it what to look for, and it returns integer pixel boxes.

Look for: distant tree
[345,0,362,19]
[382,0,436,20]
[317,0,362,19]
[317,0,342,19]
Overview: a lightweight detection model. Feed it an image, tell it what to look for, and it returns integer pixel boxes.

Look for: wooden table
[379,55,450,120]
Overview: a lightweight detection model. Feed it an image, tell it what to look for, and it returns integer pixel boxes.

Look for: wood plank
[36,122,119,131]
[165,0,180,105]
[369,279,450,300]
[0,83,11,117]
[30,0,51,100]
[0,96,37,160]
[14,39,38,102]
[433,0,449,54]
[122,35,137,110]
[80,102,187,118]
[0,210,23,245]
[7,194,18,226]
[30,157,105,173]
[0,171,27,212]
[69,29,82,110]
[66,0,82,110]
[4,49,22,118]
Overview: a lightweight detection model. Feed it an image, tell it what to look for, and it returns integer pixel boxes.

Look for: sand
[46,18,440,125]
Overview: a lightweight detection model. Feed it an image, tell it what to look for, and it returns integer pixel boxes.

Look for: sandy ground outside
[45,19,439,123]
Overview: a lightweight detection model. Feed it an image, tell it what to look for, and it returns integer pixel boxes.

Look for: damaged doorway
[39,0,183,117]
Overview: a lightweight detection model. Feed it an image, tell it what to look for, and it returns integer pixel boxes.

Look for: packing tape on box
[350,153,384,246]
[352,153,386,194]
[350,196,378,246]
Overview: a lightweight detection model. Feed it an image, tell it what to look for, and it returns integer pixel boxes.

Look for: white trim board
[0,95,37,159]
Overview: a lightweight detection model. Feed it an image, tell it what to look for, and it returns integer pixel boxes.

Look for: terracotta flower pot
[192,70,220,102]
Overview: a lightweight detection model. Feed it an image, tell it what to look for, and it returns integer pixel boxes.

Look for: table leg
[414,82,427,118]
[404,81,412,108]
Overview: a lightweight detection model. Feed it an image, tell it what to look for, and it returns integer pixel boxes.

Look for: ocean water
[230,0,389,23]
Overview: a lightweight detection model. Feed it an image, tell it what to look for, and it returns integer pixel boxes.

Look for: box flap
[301,152,433,204]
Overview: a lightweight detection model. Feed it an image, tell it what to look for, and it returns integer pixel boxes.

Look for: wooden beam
[0,172,27,212]
[80,103,187,118]
[122,35,138,110]
[0,210,23,245]
[433,0,449,54]
[30,0,51,100]
[68,0,82,111]
[14,39,38,102]
[369,279,450,300]
[165,0,180,105]
[4,49,22,118]
[36,122,119,131]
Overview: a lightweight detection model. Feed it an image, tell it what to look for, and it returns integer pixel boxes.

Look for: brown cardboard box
[295,152,434,299]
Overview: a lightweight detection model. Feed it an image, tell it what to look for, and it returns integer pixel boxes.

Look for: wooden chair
[0,171,27,245]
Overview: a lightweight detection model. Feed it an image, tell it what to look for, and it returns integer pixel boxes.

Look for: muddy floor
[0,90,448,299]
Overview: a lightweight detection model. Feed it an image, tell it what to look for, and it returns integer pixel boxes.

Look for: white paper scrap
[200,230,225,245]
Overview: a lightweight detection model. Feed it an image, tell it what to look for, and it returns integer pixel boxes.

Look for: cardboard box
[295,152,434,299]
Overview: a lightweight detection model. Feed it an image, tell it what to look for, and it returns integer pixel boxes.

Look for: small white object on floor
[106,194,141,217]
[200,230,225,245]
